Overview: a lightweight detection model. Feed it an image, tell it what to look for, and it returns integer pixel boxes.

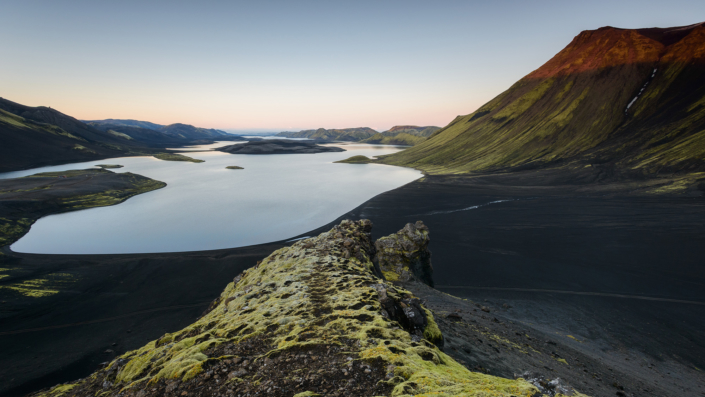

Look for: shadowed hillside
[86,120,243,146]
[0,101,245,172]
[381,22,705,185]
[0,98,140,173]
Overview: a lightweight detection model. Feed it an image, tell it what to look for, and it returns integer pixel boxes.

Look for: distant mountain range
[381,22,705,183]
[276,125,440,145]
[0,98,242,172]
[85,119,242,146]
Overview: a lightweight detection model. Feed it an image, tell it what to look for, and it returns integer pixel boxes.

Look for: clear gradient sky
[1,1,704,132]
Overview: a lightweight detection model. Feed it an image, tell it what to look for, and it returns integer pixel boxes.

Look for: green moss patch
[34,220,547,397]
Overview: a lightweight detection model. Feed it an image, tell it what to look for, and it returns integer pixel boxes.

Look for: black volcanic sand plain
[1,171,704,396]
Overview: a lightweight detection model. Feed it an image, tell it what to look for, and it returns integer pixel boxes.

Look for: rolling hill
[0,98,140,172]
[276,127,378,141]
[0,99,243,172]
[362,125,441,145]
[86,119,242,145]
[276,125,440,145]
[381,22,705,183]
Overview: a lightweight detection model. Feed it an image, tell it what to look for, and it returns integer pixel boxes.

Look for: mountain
[86,120,242,145]
[381,22,705,181]
[0,98,140,172]
[85,119,164,130]
[383,125,441,137]
[275,126,440,145]
[0,99,243,172]
[276,127,378,141]
[362,125,441,145]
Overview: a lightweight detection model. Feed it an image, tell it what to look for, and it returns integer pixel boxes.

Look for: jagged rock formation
[382,22,705,188]
[375,221,434,287]
[32,220,564,397]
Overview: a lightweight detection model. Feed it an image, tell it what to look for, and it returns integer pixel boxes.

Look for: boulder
[374,221,433,287]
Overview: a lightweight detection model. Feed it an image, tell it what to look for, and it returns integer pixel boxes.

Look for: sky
[1,1,704,132]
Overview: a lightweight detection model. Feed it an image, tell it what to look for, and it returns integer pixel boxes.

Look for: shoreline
[1,172,704,396]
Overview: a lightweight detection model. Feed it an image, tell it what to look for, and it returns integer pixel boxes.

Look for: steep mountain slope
[276,127,378,141]
[382,22,705,180]
[0,98,139,172]
[363,125,441,145]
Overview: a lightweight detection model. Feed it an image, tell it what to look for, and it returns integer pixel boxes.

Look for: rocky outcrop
[217,140,345,154]
[375,221,434,287]
[32,220,543,397]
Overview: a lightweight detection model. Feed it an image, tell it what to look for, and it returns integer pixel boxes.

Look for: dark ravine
[217,139,345,154]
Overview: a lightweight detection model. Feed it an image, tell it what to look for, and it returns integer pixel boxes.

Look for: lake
[0,142,421,254]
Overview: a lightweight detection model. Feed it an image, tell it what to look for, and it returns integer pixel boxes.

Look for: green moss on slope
[34,220,550,397]
[380,25,705,184]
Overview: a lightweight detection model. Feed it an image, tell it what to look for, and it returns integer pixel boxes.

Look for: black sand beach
[1,172,704,396]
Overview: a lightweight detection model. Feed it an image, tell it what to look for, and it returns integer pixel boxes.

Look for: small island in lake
[334,155,373,164]
[217,139,345,154]
[153,153,205,163]
[225,165,244,170]
[95,164,123,169]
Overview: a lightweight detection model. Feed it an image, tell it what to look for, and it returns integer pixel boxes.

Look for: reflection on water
[1,143,420,254]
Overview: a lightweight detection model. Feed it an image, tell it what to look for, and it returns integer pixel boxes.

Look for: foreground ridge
[32,220,574,397]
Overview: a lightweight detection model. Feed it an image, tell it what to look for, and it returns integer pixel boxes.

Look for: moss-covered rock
[375,221,434,287]
[32,220,545,397]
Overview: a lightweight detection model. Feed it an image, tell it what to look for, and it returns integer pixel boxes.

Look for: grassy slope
[382,25,705,180]
[362,132,427,146]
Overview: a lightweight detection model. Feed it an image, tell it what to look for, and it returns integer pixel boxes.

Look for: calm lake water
[1,142,421,254]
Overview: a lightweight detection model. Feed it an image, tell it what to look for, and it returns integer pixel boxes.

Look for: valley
[1,13,704,397]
